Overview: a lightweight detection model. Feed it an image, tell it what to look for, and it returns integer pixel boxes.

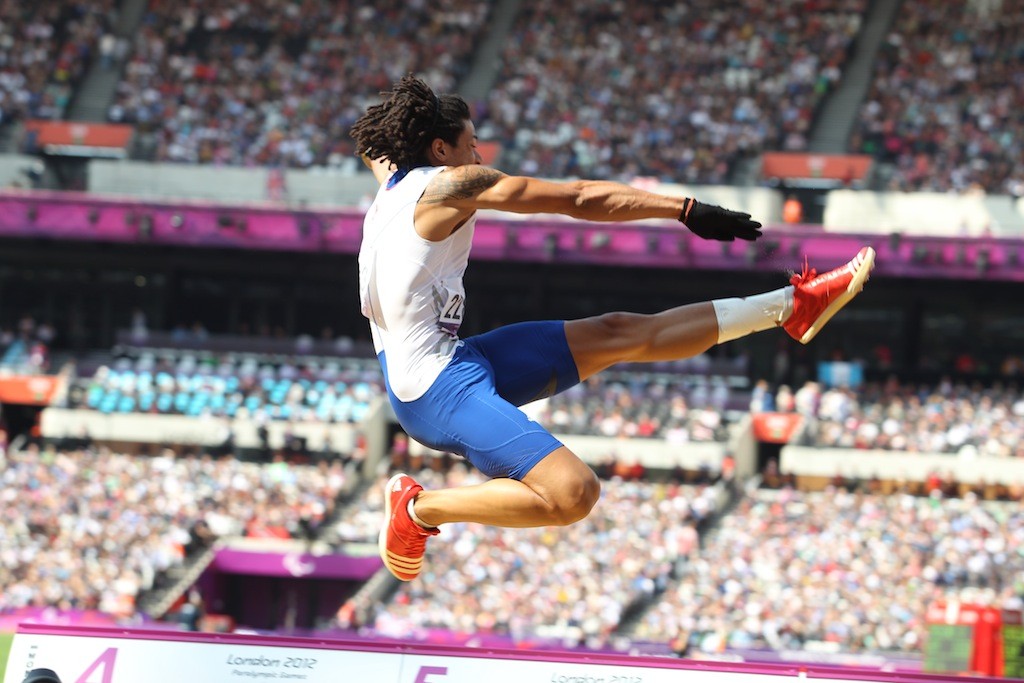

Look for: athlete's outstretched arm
[426,166,761,241]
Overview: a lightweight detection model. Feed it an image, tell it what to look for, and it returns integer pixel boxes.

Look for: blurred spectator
[782,195,804,223]
[0,316,52,375]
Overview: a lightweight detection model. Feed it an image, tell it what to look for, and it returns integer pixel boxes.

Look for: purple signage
[0,607,161,632]
[210,548,382,580]
[1,189,1022,281]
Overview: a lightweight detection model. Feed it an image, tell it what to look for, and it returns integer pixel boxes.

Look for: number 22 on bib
[439,291,464,337]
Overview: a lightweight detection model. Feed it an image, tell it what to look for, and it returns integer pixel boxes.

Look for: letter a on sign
[414,666,447,683]
[75,647,118,683]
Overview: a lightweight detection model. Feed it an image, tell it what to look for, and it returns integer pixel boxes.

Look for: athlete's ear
[428,137,447,165]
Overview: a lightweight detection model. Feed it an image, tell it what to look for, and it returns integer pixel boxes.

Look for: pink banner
[211,548,382,580]
[0,190,1021,282]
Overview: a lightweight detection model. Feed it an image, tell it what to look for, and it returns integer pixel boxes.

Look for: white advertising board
[3,633,398,683]
[2,627,966,683]
[398,653,793,683]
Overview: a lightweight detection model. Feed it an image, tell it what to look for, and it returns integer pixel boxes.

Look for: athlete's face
[437,120,483,168]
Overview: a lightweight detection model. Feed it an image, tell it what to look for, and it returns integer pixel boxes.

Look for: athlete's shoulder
[421,165,506,204]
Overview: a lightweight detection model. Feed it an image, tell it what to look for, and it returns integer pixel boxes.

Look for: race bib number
[439,291,465,337]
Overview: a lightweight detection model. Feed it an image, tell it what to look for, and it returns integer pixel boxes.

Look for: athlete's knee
[587,311,652,360]
[590,311,648,339]
[548,470,601,526]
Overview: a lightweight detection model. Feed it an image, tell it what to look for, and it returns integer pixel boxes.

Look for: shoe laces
[396,522,430,555]
[789,256,817,287]
[393,507,438,553]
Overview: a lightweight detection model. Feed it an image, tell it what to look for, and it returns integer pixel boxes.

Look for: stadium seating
[66,350,383,422]
[342,466,716,646]
[798,379,1024,457]
[0,445,347,614]
[0,1,115,124]
[533,365,749,440]
[108,0,493,165]
[632,486,1024,654]
[0,317,52,374]
[851,0,1024,194]
[476,0,867,183]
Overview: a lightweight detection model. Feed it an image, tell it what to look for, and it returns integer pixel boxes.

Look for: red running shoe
[379,473,438,581]
[784,246,875,344]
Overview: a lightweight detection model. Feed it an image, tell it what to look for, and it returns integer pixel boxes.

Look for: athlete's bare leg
[413,447,599,528]
[383,252,875,583]
[411,300,770,529]
[566,302,720,381]
[411,302,760,528]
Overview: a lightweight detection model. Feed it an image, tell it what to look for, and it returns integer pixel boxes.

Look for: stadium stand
[0,316,53,375]
[337,466,718,647]
[797,379,1024,457]
[107,0,493,165]
[3,0,1024,673]
[63,348,383,422]
[631,486,1024,654]
[0,443,347,615]
[851,0,1024,195]
[0,1,116,125]
[532,362,749,440]
[476,0,867,183]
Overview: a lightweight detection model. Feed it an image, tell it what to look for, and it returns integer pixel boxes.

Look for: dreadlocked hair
[350,75,471,172]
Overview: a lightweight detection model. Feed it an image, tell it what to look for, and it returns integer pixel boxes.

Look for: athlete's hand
[679,198,762,242]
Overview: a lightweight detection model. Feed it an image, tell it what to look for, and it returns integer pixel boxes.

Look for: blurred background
[1,0,1024,679]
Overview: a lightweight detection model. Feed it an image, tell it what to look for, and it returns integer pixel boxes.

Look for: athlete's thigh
[389,351,563,480]
[465,320,580,406]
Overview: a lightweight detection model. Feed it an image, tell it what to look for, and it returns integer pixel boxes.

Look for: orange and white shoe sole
[799,246,876,344]
[379,472,414,581]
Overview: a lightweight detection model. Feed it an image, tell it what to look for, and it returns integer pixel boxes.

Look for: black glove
[679,198,762,242]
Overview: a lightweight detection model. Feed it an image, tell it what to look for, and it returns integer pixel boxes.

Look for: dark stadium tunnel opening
[0,401,45,444]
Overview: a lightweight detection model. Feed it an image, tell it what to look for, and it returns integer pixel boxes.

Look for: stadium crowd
[0,0,117,125]
[632,487,1024,654]
[334,467,1024,655]
[476,0,866,183]
[531,370,741,441]
[0,443,347,615]
[64,351,383,422]
[852,0,1024,195]
[777,378,1024,457]
[107,0,491,166]
[0,315,54,374]
[4,0,1021,198]
[338,466,715,646]
[96,0,874,183]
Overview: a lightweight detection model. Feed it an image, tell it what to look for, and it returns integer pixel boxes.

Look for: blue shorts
[379,321,580,480]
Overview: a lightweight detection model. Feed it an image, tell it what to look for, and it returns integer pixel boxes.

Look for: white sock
[712,287,794,343]
[407,499,436,530]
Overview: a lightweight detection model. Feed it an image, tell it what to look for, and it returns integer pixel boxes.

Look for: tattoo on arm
[421,167,503,204]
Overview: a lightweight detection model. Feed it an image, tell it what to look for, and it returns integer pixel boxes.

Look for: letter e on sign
[415,666,447,683]
[76,647,118,683]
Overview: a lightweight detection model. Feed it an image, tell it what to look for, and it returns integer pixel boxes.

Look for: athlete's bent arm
[361,153,394,185]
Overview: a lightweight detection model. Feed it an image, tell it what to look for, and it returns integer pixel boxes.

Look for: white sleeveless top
[358,166,476,402]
